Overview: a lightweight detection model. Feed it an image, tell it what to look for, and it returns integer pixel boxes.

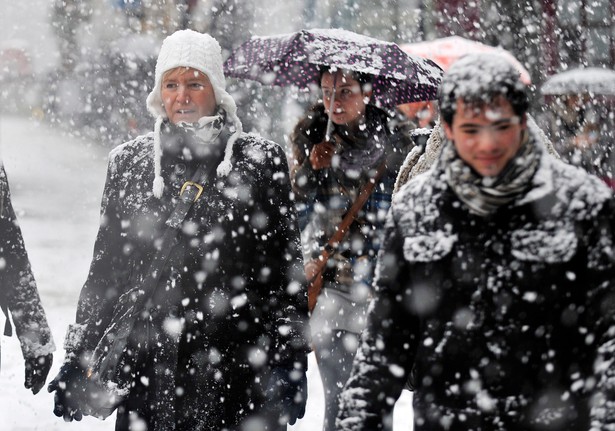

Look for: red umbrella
[400,36,531,84]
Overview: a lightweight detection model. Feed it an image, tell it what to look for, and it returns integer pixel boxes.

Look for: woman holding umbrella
[289,66,415,431]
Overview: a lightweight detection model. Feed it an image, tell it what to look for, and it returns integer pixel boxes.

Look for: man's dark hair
[438,53,529,126]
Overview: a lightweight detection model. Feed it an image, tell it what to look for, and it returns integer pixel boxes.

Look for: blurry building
[544,0,614,72]
[420,0,614,82]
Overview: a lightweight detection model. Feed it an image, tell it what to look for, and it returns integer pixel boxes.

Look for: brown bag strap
[310,158,388,276]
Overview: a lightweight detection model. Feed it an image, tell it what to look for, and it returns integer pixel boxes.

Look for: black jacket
[63,124,310,430]
[337,129,615,431]
[0,165,55,367]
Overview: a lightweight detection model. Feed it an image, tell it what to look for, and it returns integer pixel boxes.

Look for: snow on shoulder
[107,132,154,175]
[235,132,289,180]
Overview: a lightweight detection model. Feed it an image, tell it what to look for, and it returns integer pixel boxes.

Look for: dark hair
[438,53,529,126]
[318,66,372,92]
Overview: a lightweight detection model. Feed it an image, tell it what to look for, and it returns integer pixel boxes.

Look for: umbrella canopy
[223,28,443,107]
[541,67,615,96]
[400,35,532,85]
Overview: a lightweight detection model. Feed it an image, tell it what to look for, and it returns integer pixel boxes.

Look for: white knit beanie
[146,29,243,198]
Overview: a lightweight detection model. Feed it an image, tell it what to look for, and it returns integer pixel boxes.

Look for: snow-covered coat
[0,165,55,367]
[63,124,309,430]
[337,126,615,430]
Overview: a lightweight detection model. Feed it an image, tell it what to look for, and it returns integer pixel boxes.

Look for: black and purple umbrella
[223,28,443,108]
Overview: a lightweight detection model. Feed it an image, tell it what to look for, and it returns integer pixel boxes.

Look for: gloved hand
[266,366,308,426]
[24,353,53,395]
[47,362,85,422]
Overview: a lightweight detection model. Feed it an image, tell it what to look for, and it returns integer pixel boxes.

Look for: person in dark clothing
[289,68,415,431]
[337,53,615,431]
[542,95,615,190]
[0,163,55,394]
[48,29,310,431]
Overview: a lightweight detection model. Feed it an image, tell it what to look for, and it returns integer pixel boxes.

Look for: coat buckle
[180,181,204,202]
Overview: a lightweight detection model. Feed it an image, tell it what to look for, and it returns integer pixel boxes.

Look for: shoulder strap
[317,158,388,266]
[134,162,211,308]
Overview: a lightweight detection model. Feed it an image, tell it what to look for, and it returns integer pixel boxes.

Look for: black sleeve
[587,198,615,427]
[62,153,127,363]
[0,165,55,360]
[257,143,311,371]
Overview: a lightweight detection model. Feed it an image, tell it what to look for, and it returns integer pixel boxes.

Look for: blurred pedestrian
[337,53,615,431]
[543,94,615,189]
[289,67,415,431]
[176,0,199,29]
[0,163,55,394]
[48,29,309,431]
[50,0,92,71]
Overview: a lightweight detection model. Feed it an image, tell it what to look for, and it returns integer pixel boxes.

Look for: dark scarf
[442,130,540,217]
[333,107,387,176]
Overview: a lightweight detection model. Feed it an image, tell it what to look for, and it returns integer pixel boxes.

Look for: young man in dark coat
[0,164,55,394]
[337,53,615,431]
[48,30,310,431]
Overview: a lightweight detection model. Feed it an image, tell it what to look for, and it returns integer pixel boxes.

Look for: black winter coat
[337,134,615,431]
[0,164,55,367]
[63,124,309,430]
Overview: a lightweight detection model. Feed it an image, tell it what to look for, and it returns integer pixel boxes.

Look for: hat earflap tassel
[152,116,165,198]
[216,95,243,177]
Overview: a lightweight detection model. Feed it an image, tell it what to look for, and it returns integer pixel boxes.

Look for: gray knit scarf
[442,130,540,217]
[178,108,226,146]
[161,109,226,160]
[334,112,387,174]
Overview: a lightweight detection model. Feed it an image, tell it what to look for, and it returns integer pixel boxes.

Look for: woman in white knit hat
[48,29,309,431]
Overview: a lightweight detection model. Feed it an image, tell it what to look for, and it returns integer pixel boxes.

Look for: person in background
[48,29,309,431]
[0,163,55,395]
[543,94,615,190]
[50,0,92,71]
[289,67,415,431]
[337,53,615,431]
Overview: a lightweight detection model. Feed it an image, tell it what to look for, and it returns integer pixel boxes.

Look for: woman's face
[321,70,368,127]
[161,67,217,124]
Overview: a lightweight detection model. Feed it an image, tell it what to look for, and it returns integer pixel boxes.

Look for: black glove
[47,362,85,422]
[266,366,307,426]
[24,353,53,395]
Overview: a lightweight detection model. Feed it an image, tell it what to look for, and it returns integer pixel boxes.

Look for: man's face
[443,97,527,177]
[161,67,217,124]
